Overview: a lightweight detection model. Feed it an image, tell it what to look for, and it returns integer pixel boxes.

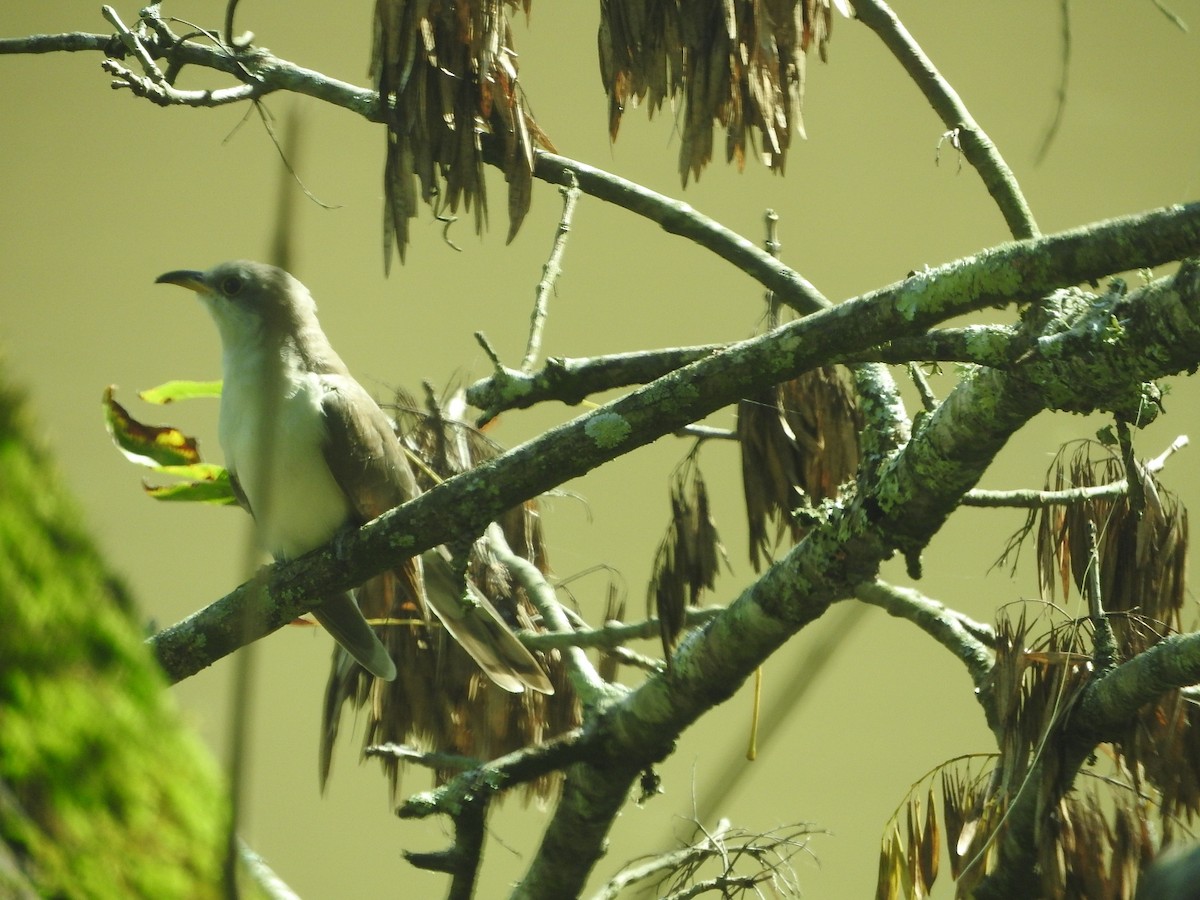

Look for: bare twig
[855,580,995,688]
[907,362,939,411]
[525,152,832,316]
[1035,0,1073,164]
[962,435,1187,507]
[523,172,581,373]
[468,346,723,426]
[594,820,736,900]
[853,0,1039,240]
[236,838,300,900]
[486,523,611,701]
[397,730,590,822]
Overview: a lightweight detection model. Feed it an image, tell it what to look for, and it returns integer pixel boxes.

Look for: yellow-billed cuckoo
[157,260,552,694]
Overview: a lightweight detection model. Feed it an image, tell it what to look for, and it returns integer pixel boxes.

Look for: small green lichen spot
[585,413,632,448]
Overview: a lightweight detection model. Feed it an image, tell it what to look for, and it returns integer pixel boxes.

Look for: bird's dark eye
[221,275,244,296]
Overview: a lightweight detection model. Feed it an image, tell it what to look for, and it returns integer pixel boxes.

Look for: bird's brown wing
[316,374,426,600]
[318,375,553,694]
[230,457,398,683]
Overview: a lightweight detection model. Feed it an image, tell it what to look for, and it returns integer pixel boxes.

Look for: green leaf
[103,386,200,468]
[144,464,237,505]
[138,380,222,404]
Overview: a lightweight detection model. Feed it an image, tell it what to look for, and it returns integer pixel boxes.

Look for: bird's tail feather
[312,592,397,682]
[421,549,555,695]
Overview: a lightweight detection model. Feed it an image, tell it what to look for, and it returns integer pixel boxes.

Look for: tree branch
[467,346,723,424]
[962,434,1187,507]
[486,523,612,702]
[148,224,1200,681]
[522,172,581,373]
[500,260,1200,897]
[854,580,995,688]
[854,0,1039,239]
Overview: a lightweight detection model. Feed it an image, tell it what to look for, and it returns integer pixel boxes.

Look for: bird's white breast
[219,347,351,560]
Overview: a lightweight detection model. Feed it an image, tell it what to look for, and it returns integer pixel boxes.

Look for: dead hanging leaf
[598,582,626,684]
[1031,439,1188,658]
[321,384,579,801]
[738,366,863,570]
[974,605,1200,898]
[920,786,940,890]
[648,456,729,661]
[878,760,994,900]
[372,0,549,267]
[599,0,849,185]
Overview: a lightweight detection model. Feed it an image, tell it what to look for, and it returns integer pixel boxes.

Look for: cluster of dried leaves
[880,442,1198,898]
[600,0,851,184]
[649,455,728,659]
[372,0,550,267]
[739,366,864,570]
[649,365,861,658]
[321,387,578,799]
[1035,441,1188,651]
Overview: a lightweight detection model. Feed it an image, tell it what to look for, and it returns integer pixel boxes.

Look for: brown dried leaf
[373,0,548,266]
[738,366,862,570]
[1033,440,1188,660]
[921,785,940,890]
[600,0,848,183]
[875,831,901,900]
[649,458,729,660]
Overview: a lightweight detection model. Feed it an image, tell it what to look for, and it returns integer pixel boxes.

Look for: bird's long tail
[421,548,555,695]
[311,592,397,681]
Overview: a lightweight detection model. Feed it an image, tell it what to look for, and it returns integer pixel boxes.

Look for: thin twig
[237,838,301,900]
[469,346,723,426]
[907,362,939,411]
[963,435,1187,507]
[855,580,995,688]
[486,523,610,700]
[520,606,723,653]
[523,171,581,373]
[363,744,480,772]
[1035,0,1073,165]
[853,0,1039,240]
[593,820,735,900]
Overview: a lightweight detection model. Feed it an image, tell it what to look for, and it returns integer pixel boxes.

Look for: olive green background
[2,2,1199,897]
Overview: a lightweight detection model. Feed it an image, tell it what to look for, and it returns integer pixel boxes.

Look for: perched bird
[156,260,553,694]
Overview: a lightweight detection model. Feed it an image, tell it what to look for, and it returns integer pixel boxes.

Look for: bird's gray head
[156,260,319,351]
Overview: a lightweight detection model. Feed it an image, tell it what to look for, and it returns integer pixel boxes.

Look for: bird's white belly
[220,368,351,560]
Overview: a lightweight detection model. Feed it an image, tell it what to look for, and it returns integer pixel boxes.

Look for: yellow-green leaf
[143,465,235,504]
[103,386,200,468]
[138,379,222,405]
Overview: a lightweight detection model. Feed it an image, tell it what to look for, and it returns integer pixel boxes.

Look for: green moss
[0,374,228,897]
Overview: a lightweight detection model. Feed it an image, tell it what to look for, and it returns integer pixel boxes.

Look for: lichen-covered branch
[148,221,1200,681]
[495,261,1200,897]
[467,346,723,424]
